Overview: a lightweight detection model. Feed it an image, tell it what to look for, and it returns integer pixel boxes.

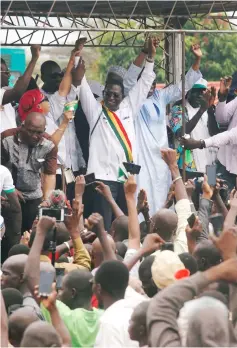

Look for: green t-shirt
[41,300,103,347]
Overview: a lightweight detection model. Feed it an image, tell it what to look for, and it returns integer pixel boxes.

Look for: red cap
[174,268,190,280]
[18,88,45,122]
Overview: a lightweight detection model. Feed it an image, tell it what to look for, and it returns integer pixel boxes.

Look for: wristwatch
[199,140,206,149]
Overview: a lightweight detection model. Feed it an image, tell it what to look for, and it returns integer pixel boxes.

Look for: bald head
[21,112,46,146]
[111,216,128,242]
[20,321,62,347]
[1,254,28,290]
[8,306,40,346]
[25,112,46,128]
[151,209,178,241]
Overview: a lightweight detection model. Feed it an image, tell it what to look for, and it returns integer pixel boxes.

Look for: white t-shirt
[0,165,15,229]
[0,88,17,133]
[95,287,146,347]
[0,165,15,194]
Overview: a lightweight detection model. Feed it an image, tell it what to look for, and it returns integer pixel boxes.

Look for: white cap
[192,78,208,89]
[151,250,185,289]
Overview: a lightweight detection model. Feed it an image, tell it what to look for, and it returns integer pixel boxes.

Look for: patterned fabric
[169,104,196,171]
[1,128,57,200]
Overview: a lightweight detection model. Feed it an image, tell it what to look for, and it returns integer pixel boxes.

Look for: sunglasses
[104,90,121,99]
[50,72,64,79]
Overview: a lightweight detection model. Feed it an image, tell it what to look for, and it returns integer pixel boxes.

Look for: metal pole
[181,32,186,182]
[0,26,237,33]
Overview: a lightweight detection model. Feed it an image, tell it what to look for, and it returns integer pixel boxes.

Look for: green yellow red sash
[102,104,133,162]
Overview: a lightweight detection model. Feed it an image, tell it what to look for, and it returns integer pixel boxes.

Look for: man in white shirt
[0,165,22,261]
[79,38,157,230]
[181,76,237,189]
[0,46,40,133]
[93,260,144,347]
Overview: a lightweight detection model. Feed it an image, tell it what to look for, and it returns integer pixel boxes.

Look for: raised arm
[123,41,148,95]
[216,76,237,124]
[95,181,124,219]
[197,175,214,240]
[124,233,164,271]
[124,175,140,250]
[34,284,71,347]
[147,258,237,347]
[78,59,102,127]
[2,45,41,105]
[50,111,74,146]
[122,37,156,117]
[159,44,203,106]
[223,190,237,230]
[161,149,190,253]
[64,198,91,270]
[24,216,56,296]
[88,213,117,261]
[42,145,57,200]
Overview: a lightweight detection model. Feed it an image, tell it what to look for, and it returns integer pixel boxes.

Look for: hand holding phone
[206,164,216,186]
[209,213,224,237]
[39,270,55,297]
[187,213,196,228]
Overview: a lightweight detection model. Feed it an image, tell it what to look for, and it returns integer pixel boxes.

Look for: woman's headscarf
[18,88,46,122]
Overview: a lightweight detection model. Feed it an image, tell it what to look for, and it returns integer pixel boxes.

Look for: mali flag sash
[102,104,133,162]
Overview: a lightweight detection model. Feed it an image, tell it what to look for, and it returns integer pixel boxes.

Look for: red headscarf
[18,88,46,122]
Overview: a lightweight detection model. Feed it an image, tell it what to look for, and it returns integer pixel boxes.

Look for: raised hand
[30,45,41,60]
[200,89,214,110]
[191,43,202,59]
[229,189,237,210]
[161,148,177,167]
[137,189,148,214]
[211,227,237,260]
[95,181,113,202]
[75,38,87,52]
[37,216,56,235]
[210,86,216,106]
[185,180,195,199]
[63,110,74,123]
[73,56,86,82]
[75,175,86,200]
[88,213,105,235]
[185,216,202,240]
[148,37,159,59]
[202,174,214,200]
[142,233,165,254]
[124,175,137,196]
[34,283,57,311]
[64,199,84,232]
[219,76,232,97]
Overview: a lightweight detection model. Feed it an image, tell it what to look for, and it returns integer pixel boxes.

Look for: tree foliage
[95,17,237,83]
[184,19,237,80]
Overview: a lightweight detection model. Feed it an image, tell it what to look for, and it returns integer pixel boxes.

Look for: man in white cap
[170,77,218,173]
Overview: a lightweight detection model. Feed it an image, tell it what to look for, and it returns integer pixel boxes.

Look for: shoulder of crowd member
[1,127,20,141]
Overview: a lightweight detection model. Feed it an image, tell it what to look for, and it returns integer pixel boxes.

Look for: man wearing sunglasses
[0,45,41,133]
[79,38,157,230]
[40,40,87,200]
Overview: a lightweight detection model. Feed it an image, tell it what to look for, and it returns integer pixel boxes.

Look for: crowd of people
[1,36,237,347]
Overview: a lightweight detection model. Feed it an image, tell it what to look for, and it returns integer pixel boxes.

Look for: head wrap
[18,89,46,122]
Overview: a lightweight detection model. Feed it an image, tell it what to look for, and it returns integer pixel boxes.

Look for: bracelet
[64,241,70,250]
[173,176,182,184]
[57,128,64,132]
[146,57,154,63]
